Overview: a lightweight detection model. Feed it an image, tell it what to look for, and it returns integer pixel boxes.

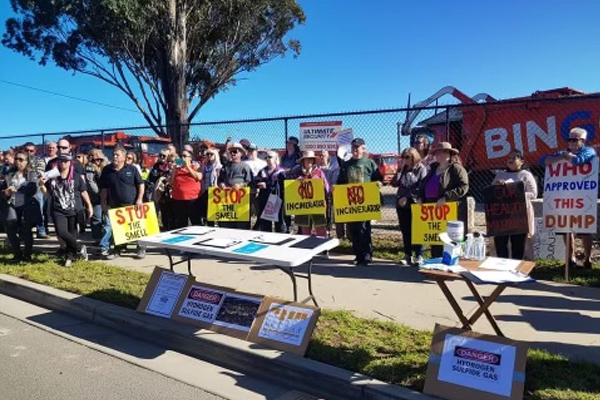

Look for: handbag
[260,186,282,222]
[4,205,17,223]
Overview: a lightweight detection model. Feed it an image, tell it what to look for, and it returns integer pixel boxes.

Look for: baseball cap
[240,138,251,149]
[351,138,365,146]
[57,154,72,161]
[248,143,258,150]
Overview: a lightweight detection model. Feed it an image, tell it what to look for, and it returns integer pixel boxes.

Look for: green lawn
[0,252,599,400]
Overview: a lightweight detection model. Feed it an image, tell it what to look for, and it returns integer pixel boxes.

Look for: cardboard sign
[207,186,250,222]
[333,182,382,223]
[137,267,192,319]
[484,182,529,237]
[172,282,263,339]
[247,297,320,356]
[411,202,459,245]
[108,202,160,245]
[543,158,599,233]
[299,121,342,151]
[424,324,527,400]
[284,179,326,216]
[531,217,566,261]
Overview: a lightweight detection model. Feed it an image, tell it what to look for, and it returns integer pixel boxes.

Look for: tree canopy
[3,0,305,145]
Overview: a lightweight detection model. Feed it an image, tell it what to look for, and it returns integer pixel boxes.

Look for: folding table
[138,226,340,307]
[419,259,535,337]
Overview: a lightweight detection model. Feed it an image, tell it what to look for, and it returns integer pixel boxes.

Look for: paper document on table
[250,233,295,245]
[420,264,467,273]
[467,270,533,283]
[194,238,243,249]
[478,257,522,271]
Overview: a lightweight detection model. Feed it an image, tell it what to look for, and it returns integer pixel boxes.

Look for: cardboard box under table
[138,226,340,306]
[419,259,535,337]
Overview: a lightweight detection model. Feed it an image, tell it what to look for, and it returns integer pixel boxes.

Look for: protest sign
[411,202,458,245]
[484,182,528,237]
[248,297,320,356]
[531,217,565,261]
[207,187,250,222]
[332,182,382,223]
[137,267,191,319]
[424,324,527,400]
[543,158,599,233]
[299,121,342,151]
[284,179,326,216]
[108,202,160,245]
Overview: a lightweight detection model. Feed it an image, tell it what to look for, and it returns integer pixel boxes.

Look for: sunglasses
[25,149,35,153]
[182,154,191,158]
[126,157,133,160]
[567,138,582,142]
[15,157,26,162]
[229,149,240,154]
[58,145,69,150]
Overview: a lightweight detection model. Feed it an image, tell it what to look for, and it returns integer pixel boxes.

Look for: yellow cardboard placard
[333,182,381,223]
[283,179,326,216]
[207,187,250,221]
[411,202,458,244]
[108,202,160,245]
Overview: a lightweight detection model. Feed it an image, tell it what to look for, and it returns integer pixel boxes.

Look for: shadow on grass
[532,260,600,288]
[87,288,141,310]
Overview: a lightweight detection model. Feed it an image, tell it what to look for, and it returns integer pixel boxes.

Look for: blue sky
[2,0,600,151]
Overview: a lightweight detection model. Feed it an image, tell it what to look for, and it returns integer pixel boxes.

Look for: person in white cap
[218,142,253,229]
[540,127,597,269]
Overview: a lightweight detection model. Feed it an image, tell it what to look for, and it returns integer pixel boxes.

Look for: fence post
[284,118,289,143]
[101,130,105,151]
[445,107,450,142]
[396,122,402,154]
[41,134,45,149]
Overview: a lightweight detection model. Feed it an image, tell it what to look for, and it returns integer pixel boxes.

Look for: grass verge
[0,252,599,400]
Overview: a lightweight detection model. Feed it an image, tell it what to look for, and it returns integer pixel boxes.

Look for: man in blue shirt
[540,127,597,269]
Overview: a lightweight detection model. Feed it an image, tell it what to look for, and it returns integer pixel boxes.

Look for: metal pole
[101,130,105,151]
[445,107,450,142]
[284,118,289,143]
[565,233,571,281]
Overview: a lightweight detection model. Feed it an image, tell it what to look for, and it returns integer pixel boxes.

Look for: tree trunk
[164,0,188,152]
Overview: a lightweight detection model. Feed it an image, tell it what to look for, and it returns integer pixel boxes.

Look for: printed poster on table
[424,324,528,400]
[108,202,160,245]
[411,202,458,245]
[136,267,191,318]
[484,182,528,237]
[333,182,382,223]
[543,157,598,233]
[299,121,342,151]
[207,187,251,222]
[284,179,326,216]
[248,297,320,356]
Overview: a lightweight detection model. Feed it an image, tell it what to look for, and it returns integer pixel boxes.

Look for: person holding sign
[169,148,202,229]
[40,154,93,266]
[199,147,222,226]
[99,147,146,259]
[294,151,330,236]
[337,138,383,266]
[391,147,427,266]
[218,142,253,229]
[491,150,538,260]
[255,151,286,232]
[540,127,597,269]
[416,142,469,258]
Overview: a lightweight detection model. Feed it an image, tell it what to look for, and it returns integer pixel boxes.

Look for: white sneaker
[416,256,424,267]
[80,245,88,261]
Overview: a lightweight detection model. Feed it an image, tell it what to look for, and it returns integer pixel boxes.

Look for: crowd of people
[0,126,595,268]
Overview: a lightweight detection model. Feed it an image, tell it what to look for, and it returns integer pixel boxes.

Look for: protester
[416,142,469,258]
[391,147,427,266]
[23,141,48,239]
[199,147,222,226]
[281,136,301,233]
[169,148,202,229]
[43,141,58,164]
[244,143,267,176]
[255,150,286,232]
[540,127,597,269]
[414,134,435,167]
[86,149,107,243]
[337,138,383,266]
[1,150,41,262]
[317,150,339,236]
[41,141,58,234]
[99,147,146,259]
[126,151,143,175]
[148,148,173,230]
[2,149,14,176]
[218,142,253,229]
[295,151,330,236]
[491,149,538,260]
[40,154,93,266]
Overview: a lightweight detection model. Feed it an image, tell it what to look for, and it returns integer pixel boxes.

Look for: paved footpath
[15,235,600,365]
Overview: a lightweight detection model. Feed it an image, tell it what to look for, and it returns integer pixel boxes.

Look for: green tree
[3,0,305,147]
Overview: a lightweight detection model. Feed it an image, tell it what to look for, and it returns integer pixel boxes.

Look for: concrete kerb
[0,274,439,400]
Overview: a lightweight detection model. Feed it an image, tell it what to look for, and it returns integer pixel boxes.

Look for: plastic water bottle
[463,233,474,259]
[473,232,486,261]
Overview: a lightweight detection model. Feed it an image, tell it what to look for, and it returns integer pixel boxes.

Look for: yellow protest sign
[411,202,458,244]
[284,179,326,216]
[108,202,160,245]
[333,182,381,223]
[207,187,250,221]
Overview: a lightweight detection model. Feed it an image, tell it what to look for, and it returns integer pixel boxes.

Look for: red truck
[401,86,600,199]
[369,153,401,185]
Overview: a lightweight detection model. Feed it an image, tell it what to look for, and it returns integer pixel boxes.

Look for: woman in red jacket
[169,149,203,229]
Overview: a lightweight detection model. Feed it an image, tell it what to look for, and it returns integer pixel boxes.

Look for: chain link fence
[2,92,598,242]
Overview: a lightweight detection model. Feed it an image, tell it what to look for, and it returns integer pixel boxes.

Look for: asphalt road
[0,295,300,400]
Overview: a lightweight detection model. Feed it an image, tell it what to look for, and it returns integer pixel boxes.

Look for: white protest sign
[543,157,599,233]
[532,217,565,261]
[145,271,188,318]
[299,121,342,151]
[257,303,315,346]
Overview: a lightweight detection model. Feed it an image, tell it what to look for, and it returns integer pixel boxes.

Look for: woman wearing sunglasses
[1,150,41,262]
[85,149,107,243]
[169,149,202,229]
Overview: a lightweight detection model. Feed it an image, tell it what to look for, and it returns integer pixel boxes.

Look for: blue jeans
[100,214,113,253]
[36,192,46,235]
[91,204,104,241]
